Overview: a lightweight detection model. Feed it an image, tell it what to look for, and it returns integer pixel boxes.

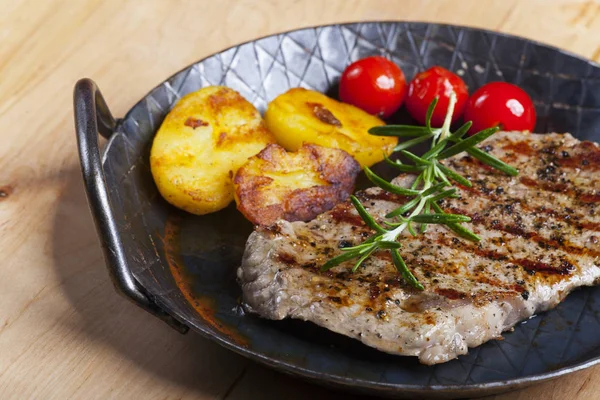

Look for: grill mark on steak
[501,138,600,171]
[435,288,467,300]
[556,141,600,170]
[278,252,297,265]
[580,192,600,203]
[516,258,575,275]
[535,206,600,232]
[329,203,365,226]
[519,177,600,203]
[445,205,600,261]
[453,179,600,232]
[502,140,534,156]
[434,235,576,276]
[455,163,599,205]
[455,182,491,199]
[462,156,498,173]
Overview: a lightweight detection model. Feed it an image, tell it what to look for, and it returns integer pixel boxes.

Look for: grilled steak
[238,131,600,365]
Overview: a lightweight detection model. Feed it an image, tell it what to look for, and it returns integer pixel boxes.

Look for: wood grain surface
[1,0,600,399]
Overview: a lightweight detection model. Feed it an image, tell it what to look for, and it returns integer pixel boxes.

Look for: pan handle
[74,78,188,333]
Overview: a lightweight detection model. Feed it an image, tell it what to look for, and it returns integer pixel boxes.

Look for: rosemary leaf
[435,162,473,187]
[352,247,376,272]
[422,138,449,160]
[410,175,423,190]
[393,133,435,152]
[383,152,402,165]
[422,182,448,197]
[399,150,432,165]
[433,164,451,186]
[391,249,424,290]
[386,195,422,218]
[383,221,404,228]
[428,188,458,203]
[339,242,373,252]
[411,213,471,224]
[448,224,480,241]
[430,202,481,242]
[466,147,519,176]
[425,97,438,133]
[422,121,474,160]
[438,126,499,159]
[349,195,386,233]
[320,251,359,271]
[420,201,430,234]
[384,154,427,173]
[369,125,432,137]
[450,121,473,141]
[364,168,420,196]
[447,224,480,242]
[407,222,417,236]
[377,241,402,249]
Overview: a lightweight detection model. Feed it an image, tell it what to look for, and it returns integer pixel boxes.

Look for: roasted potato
[264,88,396,167]
[150,86,276,215]
[233,143,361,225]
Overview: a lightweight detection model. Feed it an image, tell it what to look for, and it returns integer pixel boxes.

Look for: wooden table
[2,0,600,398]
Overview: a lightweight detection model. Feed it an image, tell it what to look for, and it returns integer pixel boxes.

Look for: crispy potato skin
[150,86,275,215]
[234,143,361,225]
[264,88,396,167]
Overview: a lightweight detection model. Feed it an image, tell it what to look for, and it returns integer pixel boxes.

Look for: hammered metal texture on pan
[101,23,600,398]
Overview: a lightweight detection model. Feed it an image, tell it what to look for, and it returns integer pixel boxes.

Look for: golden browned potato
[264,88,396,167]
[233,143,361,226]
[150,86,275,215]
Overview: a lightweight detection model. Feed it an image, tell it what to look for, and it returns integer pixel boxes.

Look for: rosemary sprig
[321,92,519,290]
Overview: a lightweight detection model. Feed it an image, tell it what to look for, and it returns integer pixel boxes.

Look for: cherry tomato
[339,56,406,118]
[464,82,536,134]
[405,66,469,127]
